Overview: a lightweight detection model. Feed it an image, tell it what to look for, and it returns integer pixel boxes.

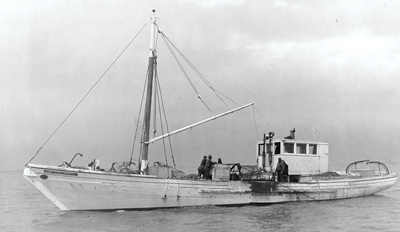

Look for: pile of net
[171,169,186,179]
[179,173,199,180]
[312,171,340,177]
[240,165,260,179]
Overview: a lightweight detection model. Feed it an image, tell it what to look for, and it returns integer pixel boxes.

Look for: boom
[146,102,254,144]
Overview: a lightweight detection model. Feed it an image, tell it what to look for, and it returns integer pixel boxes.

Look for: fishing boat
[23,11,397,211]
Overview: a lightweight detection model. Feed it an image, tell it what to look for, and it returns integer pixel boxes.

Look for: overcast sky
[2,0,400,171]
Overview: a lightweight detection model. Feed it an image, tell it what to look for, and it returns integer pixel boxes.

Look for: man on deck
[204,155,216,180]
[198,155,207,179]
[282,159,289,182]
[275,157,285,182]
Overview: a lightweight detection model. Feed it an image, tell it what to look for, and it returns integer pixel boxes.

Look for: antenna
[312,119,317,141]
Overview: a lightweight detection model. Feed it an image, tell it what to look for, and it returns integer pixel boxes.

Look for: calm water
[1,163,399,232]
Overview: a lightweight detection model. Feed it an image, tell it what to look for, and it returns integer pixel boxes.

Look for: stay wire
[26,20,150,165]
[254,106,278,138]
[129,69,149,164]
[152,24,160,137]
[156,19,224,90]
[155,71,176,167]
[159,32,197,94]
[215,89,239,106]
[138,60,157,164]
[156,21,243,111]
[161,33,229,108]
[159,32,212,113]
[252,105,259,141]
[157,19,312,134]
[162,34,214,88]
[154,68,169,166]
[157,19,238,105]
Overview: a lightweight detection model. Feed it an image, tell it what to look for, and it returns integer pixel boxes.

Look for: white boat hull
[23,164,397,211]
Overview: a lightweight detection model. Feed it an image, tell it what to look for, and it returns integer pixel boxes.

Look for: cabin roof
[257,139,328,145]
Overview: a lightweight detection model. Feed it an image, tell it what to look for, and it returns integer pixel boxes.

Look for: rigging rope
[152,29,161,137]
[215,89,239,106]
[155,71,176,167]
[254,106,277,138]
[160,31,231,108]
[26,20,150,165]
[138,59,158,166]
[157,20,242,107]
[152,65,158,137]
[158,31,212,113]
[129,70,149,164]
[157,21,313,134]
[252,105,259,141]
[154,67,168,166]
[162,34,214,89]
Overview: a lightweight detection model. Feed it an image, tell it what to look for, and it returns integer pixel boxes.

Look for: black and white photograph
[1,1,399,231]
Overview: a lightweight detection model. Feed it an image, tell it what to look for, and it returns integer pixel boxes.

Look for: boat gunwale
[25,163,396,185]
[25,163,157,178]
[24,164,232,185]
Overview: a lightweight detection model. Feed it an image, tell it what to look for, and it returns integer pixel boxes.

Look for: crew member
[275,157,285,182]
[204,155,216,180]
[198,155,207,179]
[282,159,289,182]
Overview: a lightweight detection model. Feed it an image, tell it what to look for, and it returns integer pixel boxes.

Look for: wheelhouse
[256,138,329,176]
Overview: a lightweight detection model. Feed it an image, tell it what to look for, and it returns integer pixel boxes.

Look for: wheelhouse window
[284,143,294,153]
[258,143,271,155]
[309,144,318,154]
[274,142,281,154]
[296,143,307,154]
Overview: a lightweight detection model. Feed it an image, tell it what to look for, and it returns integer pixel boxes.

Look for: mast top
[149,9,157,56]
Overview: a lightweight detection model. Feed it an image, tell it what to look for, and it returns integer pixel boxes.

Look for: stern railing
[346,160,390,175]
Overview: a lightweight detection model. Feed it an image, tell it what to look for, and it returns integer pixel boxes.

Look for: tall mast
[140,9,157,174]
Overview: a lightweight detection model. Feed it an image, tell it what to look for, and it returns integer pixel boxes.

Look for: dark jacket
[276,161,284,173]
[198,158,207,171]
[204,158,215,171]
[283,161,289,175]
